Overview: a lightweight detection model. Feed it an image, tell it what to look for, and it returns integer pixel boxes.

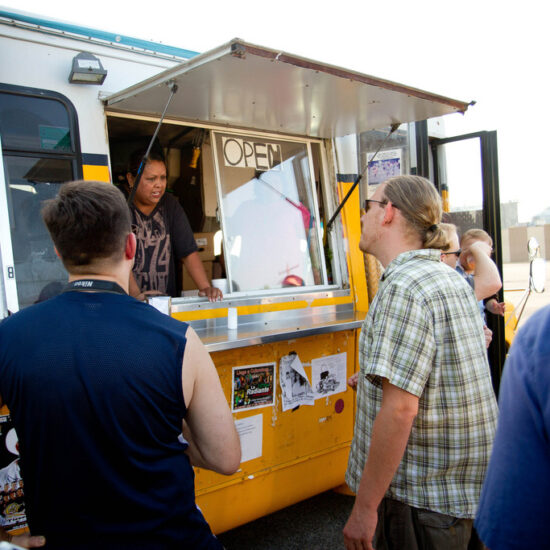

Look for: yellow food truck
[0,7,505,536]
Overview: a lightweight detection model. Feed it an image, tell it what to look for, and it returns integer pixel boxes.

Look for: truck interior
[106,115,334,297]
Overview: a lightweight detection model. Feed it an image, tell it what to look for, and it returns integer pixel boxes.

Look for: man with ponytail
[344,176,498,550]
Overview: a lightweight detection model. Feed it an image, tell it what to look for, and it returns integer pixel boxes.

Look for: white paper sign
[222,136,282,171]
[279,353,314,411]
[235,414,263,463]
[311,352,347,399]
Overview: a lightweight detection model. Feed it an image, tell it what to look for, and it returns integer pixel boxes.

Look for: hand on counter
[199,286,223,302]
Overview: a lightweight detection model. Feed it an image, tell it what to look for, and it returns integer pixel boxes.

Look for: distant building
[501,202,519,230]
[532,207,550,226]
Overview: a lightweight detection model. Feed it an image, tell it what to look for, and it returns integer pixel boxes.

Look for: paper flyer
[0,410,27,533]
[311,352,347,399]
[232,363,276,412]
[366,148,402,185]
[235,414,263,463]
[279,353,314,411]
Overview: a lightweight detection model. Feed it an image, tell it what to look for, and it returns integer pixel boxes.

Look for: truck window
[213,132,325,292]
[107,117,336,298]
[0,87,81,310]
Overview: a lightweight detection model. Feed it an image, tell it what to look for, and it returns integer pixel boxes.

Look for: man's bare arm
[182,252,222,302]
[469,241,502,300]
[343,379,419,550]
[181,327,240,475]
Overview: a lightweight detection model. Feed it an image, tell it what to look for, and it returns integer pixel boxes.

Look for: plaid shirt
[346,249,498,518]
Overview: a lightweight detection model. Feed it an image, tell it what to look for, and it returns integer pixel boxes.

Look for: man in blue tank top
[0,180,241,549]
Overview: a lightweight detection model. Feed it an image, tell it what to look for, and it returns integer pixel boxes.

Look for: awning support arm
[127,81,179,206]
[326,123,400,232]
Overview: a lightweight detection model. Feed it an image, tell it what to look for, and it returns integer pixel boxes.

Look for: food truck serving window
[213,132,326,293]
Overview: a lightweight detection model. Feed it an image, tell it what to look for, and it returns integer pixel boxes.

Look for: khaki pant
[374,498,475,550]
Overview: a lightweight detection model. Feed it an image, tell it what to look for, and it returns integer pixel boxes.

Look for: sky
[4,0,548,222]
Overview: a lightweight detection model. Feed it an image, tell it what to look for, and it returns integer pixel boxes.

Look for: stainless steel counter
[188,306,367,352]
[171,288,366,351]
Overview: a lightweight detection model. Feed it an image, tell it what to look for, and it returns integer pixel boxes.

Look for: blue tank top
[0,291,222,549]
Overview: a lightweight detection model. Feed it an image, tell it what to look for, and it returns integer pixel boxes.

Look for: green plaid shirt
[346,249,498,518]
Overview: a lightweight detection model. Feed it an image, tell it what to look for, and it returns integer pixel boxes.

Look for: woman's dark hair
[126,148,166,176]
[42,180,131,272]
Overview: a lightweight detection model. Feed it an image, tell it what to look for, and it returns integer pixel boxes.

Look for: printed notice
[279,353,314,411]
[0,410,27,533]
[311,352,347,399]
[366,148,402,185]
[235,414,263,463]
[222,136,282,171]
[232,363,276,412]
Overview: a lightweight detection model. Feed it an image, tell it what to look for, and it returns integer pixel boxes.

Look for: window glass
[437,139,484,235]
[3,155,70,308]
[214,133,325,292]
[0,93,72,152]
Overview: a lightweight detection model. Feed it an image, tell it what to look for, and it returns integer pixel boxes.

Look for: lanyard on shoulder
[63,279,127,295]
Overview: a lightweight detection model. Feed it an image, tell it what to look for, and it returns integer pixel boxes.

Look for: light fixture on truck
[69,52,107,84]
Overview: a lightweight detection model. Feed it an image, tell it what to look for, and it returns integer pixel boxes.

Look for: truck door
[0,85,82,316]
[431,131,504,392]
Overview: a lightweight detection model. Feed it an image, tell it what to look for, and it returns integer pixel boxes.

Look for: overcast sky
[4,0,547,221]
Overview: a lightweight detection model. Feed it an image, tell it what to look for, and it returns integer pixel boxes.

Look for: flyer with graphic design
[232,363,276,412]
[0,409,28,533]
[367,148,402,185]
[311,352,347,399]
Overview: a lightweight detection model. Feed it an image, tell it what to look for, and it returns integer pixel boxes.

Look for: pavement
[217,490,354,550]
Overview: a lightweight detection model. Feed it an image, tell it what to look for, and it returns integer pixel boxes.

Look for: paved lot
[217,490,354,550]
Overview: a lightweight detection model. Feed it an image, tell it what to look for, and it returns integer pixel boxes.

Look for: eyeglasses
[441,249,462,257]
[364,199,388,212]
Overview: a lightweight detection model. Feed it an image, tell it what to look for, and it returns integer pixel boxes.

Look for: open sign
[222,137,282,171]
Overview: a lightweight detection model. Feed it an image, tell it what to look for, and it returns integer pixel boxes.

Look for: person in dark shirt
[0,180,240,549]
[126,150,221,301]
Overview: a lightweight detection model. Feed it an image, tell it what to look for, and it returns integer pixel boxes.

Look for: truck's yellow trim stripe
[172,295,353,322]
[82,164,110,182]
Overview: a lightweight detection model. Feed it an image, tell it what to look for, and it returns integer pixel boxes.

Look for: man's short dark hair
[41,180,131,271]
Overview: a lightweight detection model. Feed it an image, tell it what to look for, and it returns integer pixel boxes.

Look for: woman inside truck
[125,149,222,302]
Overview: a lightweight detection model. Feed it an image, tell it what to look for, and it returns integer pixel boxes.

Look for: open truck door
[431,131,504,392]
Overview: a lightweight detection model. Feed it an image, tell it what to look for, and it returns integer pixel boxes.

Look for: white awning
[104,39,471,138]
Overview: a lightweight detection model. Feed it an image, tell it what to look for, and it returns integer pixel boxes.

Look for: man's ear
[382,202,397,225]
[125,233,136,260]
[54,247,61,258]
[126,172,134,188]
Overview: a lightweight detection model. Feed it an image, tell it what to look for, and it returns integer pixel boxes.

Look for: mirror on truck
[528,236,540,260]
[505,237,546,341]
[527,237,546,293]
[530,258,546,293]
